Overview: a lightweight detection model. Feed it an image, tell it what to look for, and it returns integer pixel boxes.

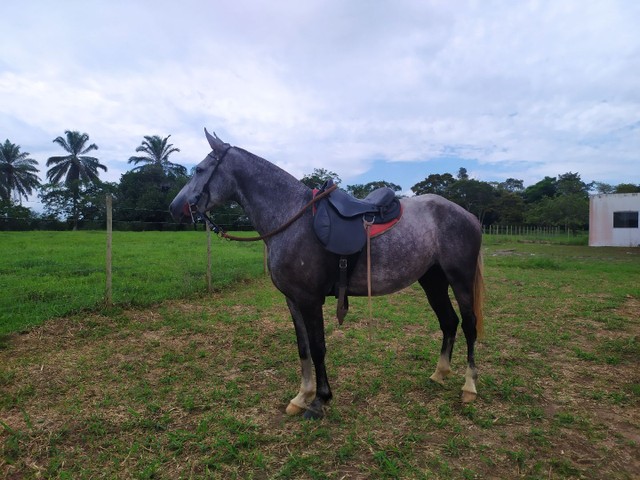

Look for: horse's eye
[195,167,204,174]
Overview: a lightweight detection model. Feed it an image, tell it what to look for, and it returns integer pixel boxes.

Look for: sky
[2,0,639,207]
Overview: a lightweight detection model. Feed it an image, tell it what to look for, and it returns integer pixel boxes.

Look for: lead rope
[199,183,338,242]
[364,219,374,340]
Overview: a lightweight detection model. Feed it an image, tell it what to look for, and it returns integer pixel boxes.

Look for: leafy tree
[39,183,76,222]
[491,191,525,225]
[0,139,41,203]
[0,199,39,230]
[593,182,640,194]
[347,181,402,199]
[614,183,640,193]
[46,130,107,229]
[411,171,498,224]
[115,166,188,230]
[411,173,456,196]
[117,135,189,230]
[128,135,186,176]
[447,178,496,224]
[556,172,591,197]
[300,168,341,188]
[39,181,117,229]
[496,178,525,193]
[525,193,588,233]
[593,182,615,194]
[522,173,590,232]
[523,176,557,203]
[78,181,119,227]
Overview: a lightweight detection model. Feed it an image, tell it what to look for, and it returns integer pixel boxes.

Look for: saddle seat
[326,185,399,220]
[313,180,402,256]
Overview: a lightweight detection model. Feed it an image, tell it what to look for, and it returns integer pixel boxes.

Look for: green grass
[0,231,265,335]
[1,235,639,478]
[482,233,589,251]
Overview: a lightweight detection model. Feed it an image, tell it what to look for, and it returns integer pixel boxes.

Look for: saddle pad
[368,205,403,238]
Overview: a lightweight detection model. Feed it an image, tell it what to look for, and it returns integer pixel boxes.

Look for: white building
[589,193,640,247]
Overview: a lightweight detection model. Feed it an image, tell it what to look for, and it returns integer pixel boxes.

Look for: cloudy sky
[2,0,639,205]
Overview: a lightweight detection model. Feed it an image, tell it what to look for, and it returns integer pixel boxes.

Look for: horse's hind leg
[419,265,460,385]
[450,271,480,403]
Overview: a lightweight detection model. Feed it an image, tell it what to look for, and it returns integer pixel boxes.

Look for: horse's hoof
[303,409,324,420]
[429,372,447,385]
[285,402,305,416]
[461,390,477,403]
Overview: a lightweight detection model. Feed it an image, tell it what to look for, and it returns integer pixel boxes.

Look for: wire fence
[0,207,250,232]
[483,225,562,236]
[3,214,586,237]
[482,224,588,239]
[3,195,587,237]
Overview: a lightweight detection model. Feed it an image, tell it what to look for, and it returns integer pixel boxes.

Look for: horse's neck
[229,150,310,236]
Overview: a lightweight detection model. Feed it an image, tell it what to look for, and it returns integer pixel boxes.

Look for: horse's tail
[473,249,485,339]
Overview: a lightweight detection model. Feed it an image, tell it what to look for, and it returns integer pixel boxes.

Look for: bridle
[188,146,233,234]
[188,146,337,242]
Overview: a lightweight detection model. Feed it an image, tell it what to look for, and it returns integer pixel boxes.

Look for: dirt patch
[616,296,640,322]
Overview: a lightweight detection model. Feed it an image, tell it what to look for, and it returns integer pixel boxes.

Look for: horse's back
[405,194,481,246]
[348,194,481,295]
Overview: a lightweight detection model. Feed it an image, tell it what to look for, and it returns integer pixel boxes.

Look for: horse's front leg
[285,299,316,415]
[285,298,332,419]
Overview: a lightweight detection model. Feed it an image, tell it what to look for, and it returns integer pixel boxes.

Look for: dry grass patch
[2,244,639,479]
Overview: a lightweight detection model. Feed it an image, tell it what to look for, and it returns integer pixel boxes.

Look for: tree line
[301,167,639,234]
[2,133,639,231]
[1,132,191,230]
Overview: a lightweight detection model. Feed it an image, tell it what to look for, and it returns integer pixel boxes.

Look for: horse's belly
[344,201,442,296]
[346,240,436,296]
[346,262,429,296]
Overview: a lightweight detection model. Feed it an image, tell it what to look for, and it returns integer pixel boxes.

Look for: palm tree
[46,130,107,229]
[128,135,186,176]
[0,139,41,203]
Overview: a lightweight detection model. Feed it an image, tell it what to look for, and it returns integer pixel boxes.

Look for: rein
[195,183,338,242]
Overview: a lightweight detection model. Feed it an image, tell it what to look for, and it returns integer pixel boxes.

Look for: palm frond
[0,140,41,202]
[47,155,73,167]
[47,160,71,183]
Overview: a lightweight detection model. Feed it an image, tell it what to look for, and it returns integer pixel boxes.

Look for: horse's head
[169,129,233,224]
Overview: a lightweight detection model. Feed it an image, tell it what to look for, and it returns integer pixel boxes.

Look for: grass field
[1,233,639,478]
[0,231,265,335]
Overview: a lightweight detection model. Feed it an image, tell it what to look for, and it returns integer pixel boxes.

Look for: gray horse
[170,130,485,419]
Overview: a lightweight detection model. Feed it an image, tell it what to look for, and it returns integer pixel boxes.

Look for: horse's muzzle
[169,197,194,223]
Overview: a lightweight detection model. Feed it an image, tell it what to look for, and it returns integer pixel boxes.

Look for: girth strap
[334,222,374,327]
[336,257,349,325]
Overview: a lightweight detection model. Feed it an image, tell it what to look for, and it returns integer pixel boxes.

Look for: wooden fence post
[206,223,213,293]
[105,194,113,306]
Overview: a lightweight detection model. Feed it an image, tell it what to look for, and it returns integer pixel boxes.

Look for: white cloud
[1,0,639,198]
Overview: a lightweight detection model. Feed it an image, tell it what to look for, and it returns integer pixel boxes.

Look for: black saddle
[313,180,401,256]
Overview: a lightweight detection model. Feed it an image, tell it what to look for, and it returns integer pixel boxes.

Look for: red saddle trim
[368,204,403,238]
[313,188,402,238]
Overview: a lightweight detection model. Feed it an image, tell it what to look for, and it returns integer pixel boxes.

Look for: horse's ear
[204,128,228,151]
